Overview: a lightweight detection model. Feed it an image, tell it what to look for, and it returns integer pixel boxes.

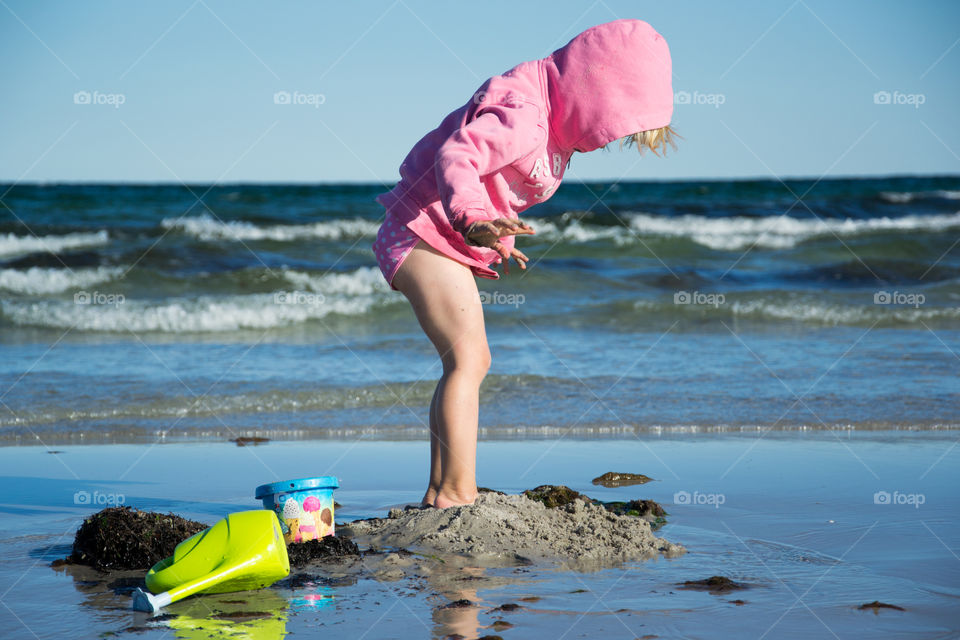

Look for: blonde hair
[619,125,680,156]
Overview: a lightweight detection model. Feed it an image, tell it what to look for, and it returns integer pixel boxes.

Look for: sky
[1,0,959,184]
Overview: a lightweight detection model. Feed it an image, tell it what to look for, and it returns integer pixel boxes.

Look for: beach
[1,434,958,639]
[3,0,960,633]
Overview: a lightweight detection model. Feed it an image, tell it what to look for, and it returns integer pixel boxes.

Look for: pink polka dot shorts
[373,212,421,290]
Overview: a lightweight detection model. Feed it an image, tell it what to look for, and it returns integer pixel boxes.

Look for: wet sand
[0,432,958,639]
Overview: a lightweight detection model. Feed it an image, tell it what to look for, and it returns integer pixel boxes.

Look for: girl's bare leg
[393,241,489,508]
[421,380,444,506]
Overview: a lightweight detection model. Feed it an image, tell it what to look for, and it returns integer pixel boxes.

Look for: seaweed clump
[522,485,668,528]
[67,507,207,571]
[522,485,585,508]
[285,535,360,568]
[591,472,654,487]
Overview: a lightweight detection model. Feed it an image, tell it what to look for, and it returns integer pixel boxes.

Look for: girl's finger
[499,225,535,238]
[511,220,536,235]
[496,220,521,235]
[490,242,510,273]
[492,218,535,236]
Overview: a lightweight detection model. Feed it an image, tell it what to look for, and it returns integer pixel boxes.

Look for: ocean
[1,176,958,444]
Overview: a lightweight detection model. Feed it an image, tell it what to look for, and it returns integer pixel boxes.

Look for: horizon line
[2,172,959,187]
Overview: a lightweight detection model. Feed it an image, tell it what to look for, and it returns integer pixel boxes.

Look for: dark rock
[857,601,905,612]
[591,472,654,487]
[678,576,748,593]
[231,436,269,446]
[67,507,207,571]
[441,599,473,609]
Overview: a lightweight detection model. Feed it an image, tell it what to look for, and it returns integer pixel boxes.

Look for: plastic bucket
[255,477,339,544]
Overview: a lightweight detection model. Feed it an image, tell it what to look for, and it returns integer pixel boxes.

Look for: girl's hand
[463,217,534,273]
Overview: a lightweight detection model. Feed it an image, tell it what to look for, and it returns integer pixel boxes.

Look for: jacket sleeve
[435,100,544,233]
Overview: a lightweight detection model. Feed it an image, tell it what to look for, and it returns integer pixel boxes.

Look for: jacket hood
[542,19,673,152]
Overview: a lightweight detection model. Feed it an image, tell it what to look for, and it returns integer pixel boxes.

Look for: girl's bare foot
[433,489,478,509]
[421,486,439,507]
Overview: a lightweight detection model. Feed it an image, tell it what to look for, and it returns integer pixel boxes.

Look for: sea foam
[0,230,109,257]
[162,214,380,241]
[0,266,123,295]
[0,266,392,332]
[533,211,960,251]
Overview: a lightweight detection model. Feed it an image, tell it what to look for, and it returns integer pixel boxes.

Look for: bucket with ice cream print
[255,477,339,544]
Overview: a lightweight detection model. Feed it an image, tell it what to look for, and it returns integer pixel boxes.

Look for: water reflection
[164,591,288,639]
[430,566,483,639]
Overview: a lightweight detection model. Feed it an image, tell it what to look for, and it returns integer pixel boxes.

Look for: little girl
[373,19,677,508]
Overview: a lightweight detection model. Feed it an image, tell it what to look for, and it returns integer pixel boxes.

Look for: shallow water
[1,434,957,639]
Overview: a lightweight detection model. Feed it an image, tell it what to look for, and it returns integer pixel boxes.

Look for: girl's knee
[476,347,492,376]
[444,346,491,379]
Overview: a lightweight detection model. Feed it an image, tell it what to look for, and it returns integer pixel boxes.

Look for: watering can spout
[132,588,172,613]
[132,510,289,613]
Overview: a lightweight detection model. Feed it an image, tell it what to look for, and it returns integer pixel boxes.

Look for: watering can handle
[132,559,253,613]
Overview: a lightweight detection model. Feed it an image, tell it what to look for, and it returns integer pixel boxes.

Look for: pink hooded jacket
[375,19,673,280]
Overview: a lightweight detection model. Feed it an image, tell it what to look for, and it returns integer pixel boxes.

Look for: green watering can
[132,510,290,613]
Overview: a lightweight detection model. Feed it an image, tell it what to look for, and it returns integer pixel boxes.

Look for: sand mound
[343,492,684,567]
